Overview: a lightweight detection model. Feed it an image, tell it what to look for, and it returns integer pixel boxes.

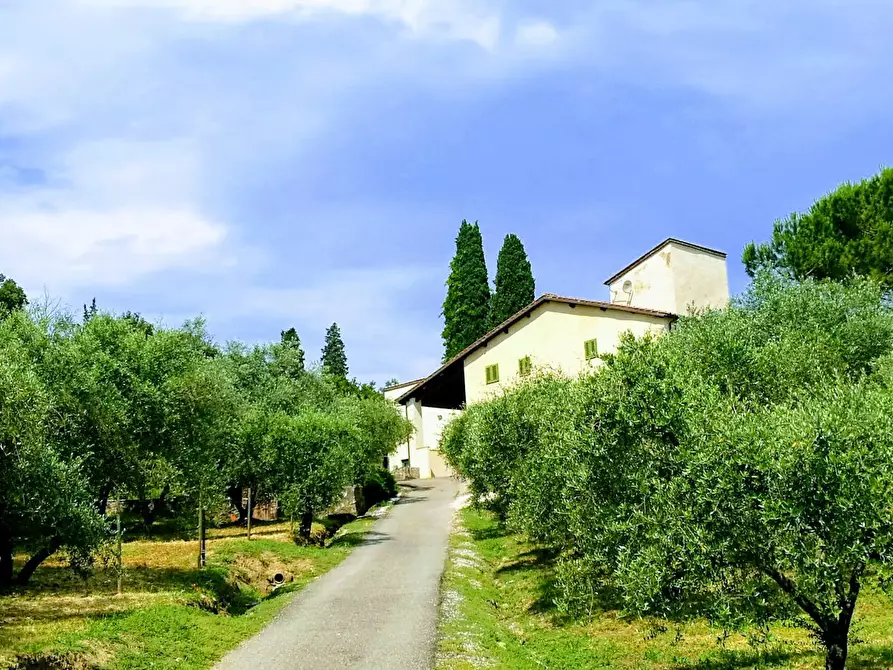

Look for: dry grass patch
[0,516,376,670]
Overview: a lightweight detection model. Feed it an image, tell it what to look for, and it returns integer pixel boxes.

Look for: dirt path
[214,478,461,670]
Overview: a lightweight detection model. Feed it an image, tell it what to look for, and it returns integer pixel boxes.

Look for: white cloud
[0,138,227,292]
[76,0,504,49]
[514,20,559,49]
[0,208,225,288]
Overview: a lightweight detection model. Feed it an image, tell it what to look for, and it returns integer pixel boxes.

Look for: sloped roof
[603,238,727,286]
[382,378,425,393]
[396,294,674,406]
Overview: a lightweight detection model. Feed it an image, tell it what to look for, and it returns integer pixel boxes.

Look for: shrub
[362,468,397,508]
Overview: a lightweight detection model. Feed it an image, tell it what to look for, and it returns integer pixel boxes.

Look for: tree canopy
[442,275,893,670]
[490,234,535,327]
[0,303,410,586]
[0,274,28,319]
[321,323,348,378]
[442,220,491,360]
[275,327,306,379]
[743,167,893,287]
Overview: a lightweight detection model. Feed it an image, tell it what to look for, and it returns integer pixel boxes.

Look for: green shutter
[485,364,500,384]
[518,356,531,376]
[584,338,598,360]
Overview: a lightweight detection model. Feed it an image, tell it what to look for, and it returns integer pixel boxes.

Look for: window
[518,356,532,376]
[485,363,500,384]
[584,338,599,360]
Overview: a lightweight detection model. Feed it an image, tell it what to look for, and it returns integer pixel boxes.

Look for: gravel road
[214,477,461,670]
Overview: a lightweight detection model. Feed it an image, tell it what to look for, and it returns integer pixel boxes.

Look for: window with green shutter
[584,338,599,360]
[485,363,500,384]
[518,356,532,376]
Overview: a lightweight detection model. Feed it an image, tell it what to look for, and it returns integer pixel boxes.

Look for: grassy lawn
[437,507,893,670]
[0,515,378,670]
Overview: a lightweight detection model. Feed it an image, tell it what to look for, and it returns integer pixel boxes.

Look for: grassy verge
[0,515,379,670]
[437,507,893,670]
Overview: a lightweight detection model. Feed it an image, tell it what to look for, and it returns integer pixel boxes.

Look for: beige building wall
[608,246,677,313]
[383,381,457,478]
[421,406,459,478]
[668,243,730,315]
[383,382,418,473]
[463,302,671,404]
[609,240,729,315]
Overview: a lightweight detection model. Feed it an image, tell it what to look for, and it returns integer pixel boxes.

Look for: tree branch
[764,567,829,632]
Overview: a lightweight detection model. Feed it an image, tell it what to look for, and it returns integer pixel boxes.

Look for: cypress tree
[321,323,348,378]
[442,220,491,361]
[490,233,535,327]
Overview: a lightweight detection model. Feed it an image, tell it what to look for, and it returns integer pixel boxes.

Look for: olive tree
[445,275,893,670]
[0,313,105,588]
[612,381,893,670]
[265,411,354,541]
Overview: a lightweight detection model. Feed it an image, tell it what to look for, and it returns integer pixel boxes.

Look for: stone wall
[393,466,421,482]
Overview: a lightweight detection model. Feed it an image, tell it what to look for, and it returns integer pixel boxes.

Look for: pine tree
[442,220,492,361]
[490,234,535,327]
[744,167,893,287]
[321,323,348,378]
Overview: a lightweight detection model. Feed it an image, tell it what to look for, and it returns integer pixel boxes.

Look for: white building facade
[383,238,729,479]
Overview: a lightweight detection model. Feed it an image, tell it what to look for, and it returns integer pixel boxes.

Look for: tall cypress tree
[490,234,535,327]
[321,323,348,378]
[442,220,491,361]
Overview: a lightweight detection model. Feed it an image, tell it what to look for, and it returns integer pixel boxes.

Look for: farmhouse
[384,238,730,479]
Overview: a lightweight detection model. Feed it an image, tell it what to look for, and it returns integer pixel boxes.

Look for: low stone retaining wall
[393,467,421,482]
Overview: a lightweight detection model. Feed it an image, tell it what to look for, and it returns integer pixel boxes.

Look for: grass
[437,507,893,670]
[0,514,379,670]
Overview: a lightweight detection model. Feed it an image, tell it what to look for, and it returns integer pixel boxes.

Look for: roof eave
[397,294,675,405]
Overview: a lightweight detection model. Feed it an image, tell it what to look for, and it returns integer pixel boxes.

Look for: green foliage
[442,220,492,361]
[0,273,28,319]
[743,167,893,287]
[442,276,893,670]
[361,468,398,508]
[266,412,354,539]
[321,323,348,378]
[0,300,411,585]
[337,395,413,483]
[82,298,98,324]
[274,327,305,379]
[490,233,535,327]
[0,311,105,588]
[441,506,893,670]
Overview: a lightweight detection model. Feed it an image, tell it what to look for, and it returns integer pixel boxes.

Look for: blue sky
[1,0,891,384]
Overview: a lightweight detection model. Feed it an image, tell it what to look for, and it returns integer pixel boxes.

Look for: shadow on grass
[467,523,512,542]
[680,647,806,670]
[495,547,560,575]
[849,645,893,669]
[122,517,290,543]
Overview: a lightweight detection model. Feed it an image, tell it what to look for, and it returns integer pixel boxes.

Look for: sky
[1,0,891,384]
